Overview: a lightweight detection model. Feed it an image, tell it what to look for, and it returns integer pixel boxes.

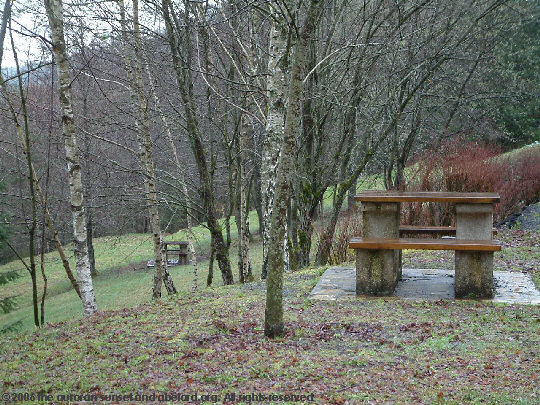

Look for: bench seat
[353,191,500,298]
[349,237,501,251]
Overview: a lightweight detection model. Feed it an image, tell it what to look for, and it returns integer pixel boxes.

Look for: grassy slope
[0,143,537,331]
[1,144,538,332]
[0,171,384,333]
[1,264,538,404]
[0,145,539,402]
[0,212,263,332]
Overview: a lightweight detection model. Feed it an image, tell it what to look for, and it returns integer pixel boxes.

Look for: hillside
[1,185,538,403]
[1,140,539,333]
[1,262,539,403]
[0,212,262,333]
[0,176,379,333]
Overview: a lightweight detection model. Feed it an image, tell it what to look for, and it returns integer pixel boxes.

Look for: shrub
[404,138,540,224]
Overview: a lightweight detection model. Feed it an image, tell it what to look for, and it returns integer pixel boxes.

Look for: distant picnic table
[164,241,188,265]
[349,191,501,298]
[147,241,189,267]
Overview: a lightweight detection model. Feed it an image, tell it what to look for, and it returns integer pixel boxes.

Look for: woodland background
[0,0,538,333]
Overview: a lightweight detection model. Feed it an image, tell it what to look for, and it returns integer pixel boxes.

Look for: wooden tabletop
[355,191,500,203]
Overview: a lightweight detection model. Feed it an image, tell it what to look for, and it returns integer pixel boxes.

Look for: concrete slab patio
[310,266,540,304]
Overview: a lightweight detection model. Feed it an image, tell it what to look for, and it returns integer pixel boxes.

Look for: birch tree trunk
[2,1,80,308]
[265,0,322,338]
[44,0,97,316]
[34,168,81,297]
[260,9,290,280]
[119,0,176,298]
[238,112,251,283]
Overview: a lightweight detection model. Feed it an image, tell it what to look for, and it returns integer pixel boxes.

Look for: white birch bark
[265,0,322,337]
[14,119,82,299]
[44,0,97,316]
[261,10,289,279]
[1,4,81,298]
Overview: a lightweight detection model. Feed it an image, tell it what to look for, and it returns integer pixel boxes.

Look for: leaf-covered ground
[1,228,538,404]
[1,275,539,403]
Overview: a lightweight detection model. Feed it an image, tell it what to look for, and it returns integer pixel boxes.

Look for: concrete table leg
[356,202,400,295]
[455,203,494,298]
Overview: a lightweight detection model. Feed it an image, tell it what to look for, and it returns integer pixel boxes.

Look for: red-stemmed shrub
[404,138,540,225]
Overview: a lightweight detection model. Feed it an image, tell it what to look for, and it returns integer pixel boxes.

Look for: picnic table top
[355,191,500,204]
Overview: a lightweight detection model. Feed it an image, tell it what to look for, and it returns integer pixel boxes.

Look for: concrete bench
[349,237,501,298]
[164,241,189,266]
[352,191,501,299]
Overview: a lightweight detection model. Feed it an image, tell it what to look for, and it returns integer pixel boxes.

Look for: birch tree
[44,0,97,316]
[260,3,290,280]
[265,0,322,338]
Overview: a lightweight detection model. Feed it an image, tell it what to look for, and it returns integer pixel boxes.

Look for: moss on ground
[0,267,538,404]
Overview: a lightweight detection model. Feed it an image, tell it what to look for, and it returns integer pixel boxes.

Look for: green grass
[1,142,536,310]
[3,181,539,333]
[0,210,264,333]
[0,268,538,403]
[0,175,538,402]
[320,173,384,212]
